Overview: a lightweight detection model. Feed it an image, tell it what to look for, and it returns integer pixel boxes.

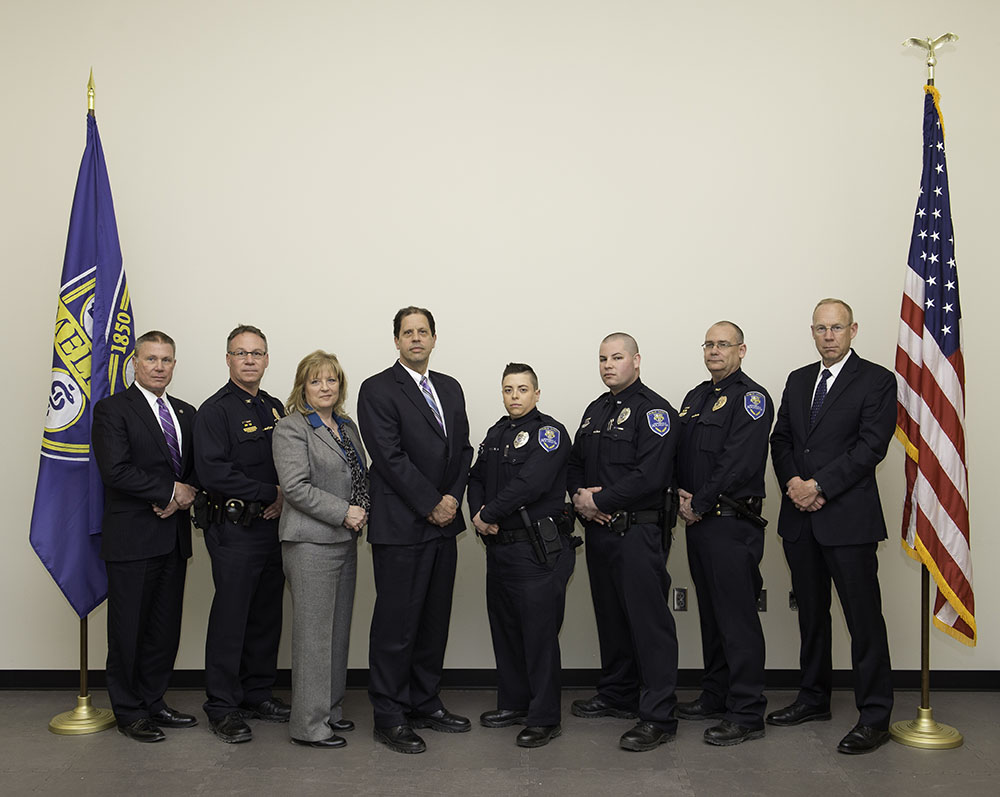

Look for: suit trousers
[105,545,186,725]
[783,524,894,729]
[368,535,457,727]
[686,515,766,727]
[282,539,357,741]
[486,541,575,726]
[584,522,678,731]
[203,519,284,720]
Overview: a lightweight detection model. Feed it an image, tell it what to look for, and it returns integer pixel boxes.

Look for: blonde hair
[285,350,349,418]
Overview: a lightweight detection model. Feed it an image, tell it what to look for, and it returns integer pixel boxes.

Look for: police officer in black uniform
[468,363,577,749]
[567,333,680,752]
[194,324,291,743]
[675,321,773,746]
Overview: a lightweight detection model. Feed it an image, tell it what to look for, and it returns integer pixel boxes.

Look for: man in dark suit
[769,298,896,755]
[357,306,474,754]
[92,330,199,742]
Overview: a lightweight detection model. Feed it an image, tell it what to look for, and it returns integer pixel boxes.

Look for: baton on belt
[717,494,767,529]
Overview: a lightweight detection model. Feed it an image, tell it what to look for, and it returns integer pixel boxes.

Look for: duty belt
[199,492,264,527]
[608,509,665,535]
[483,514,574,545]
[710,496,762,517]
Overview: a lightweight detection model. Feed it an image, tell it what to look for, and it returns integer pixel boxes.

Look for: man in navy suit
[92,330,199,742]
[358,306,474,754]
[768,298,896,755]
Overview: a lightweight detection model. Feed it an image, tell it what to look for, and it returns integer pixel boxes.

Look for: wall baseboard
[1,668,996,691]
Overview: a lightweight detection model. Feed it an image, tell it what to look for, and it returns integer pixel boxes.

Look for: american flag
[895,86,974,645]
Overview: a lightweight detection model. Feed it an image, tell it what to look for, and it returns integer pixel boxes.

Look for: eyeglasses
[228,349,267,359]
[811,325,848,335]
[702,342,739,350]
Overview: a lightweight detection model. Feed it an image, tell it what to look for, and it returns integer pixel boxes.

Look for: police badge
[538,425,560,452]
[513,431,530,448]
[712,396,727,412]
[647,409,670,437]
[744,391,766,420]
[617,407,631,425]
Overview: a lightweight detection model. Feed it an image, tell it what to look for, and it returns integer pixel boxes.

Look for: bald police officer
[468,363,577,748]
[675,321,773,746]
[567,333,680,752]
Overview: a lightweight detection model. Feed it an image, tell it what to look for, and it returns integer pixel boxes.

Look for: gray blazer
[273,410,367,544]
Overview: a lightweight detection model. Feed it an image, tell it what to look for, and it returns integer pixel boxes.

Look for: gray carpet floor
[3,688,996,795]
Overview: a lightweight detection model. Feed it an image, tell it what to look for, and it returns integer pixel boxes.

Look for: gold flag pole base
[890,706,963,750]
[49,694,117,735]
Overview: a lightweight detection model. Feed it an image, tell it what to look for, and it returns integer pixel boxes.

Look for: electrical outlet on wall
[672,587,687,611]
[789,591,798,611]
[756,589,767,612]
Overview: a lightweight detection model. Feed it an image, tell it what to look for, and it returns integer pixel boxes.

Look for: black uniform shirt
[566,378,679,514]
[467,408,570,529]
[193,380,285,503]
[677,368,774,516]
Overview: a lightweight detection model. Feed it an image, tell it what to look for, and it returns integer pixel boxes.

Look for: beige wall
[2,1,996,675]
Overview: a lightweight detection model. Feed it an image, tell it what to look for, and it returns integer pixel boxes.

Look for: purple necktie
[156,397,182,475]
[420,376,446,434]
[809,369,832,427]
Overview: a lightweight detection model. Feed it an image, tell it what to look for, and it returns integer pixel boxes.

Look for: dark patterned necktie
[156,397,182,475]
[809,369,832,427]
[420,376,446,434]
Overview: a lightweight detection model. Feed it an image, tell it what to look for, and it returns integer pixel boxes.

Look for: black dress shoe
[766,702,832,727]
[150,706,198,728]
[837,724,891,755]
[241,696,292,723]
[704,720,765,746]
[674,698,725,721]
[329,718,355,732]
[571,694,638,720]
[619,721,675,751]
[291,734,347,748]
[408,708,472,733]
[210,712,253,743]
[118,718,166,743]
[480,709,528,728]
[516,725,561,748]
[374,724,427,754]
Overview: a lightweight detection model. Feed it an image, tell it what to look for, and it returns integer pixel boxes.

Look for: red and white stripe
[895,272,975,645]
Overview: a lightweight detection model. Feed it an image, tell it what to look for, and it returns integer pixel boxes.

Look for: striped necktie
[809,369,832,427]
[156,397,182,475]
[420,376,446,434]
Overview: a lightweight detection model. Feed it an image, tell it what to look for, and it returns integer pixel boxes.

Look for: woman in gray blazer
[272,350,369,748]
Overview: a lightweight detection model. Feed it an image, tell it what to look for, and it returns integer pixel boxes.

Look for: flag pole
[890,35,963,751]
[49,69,116,736]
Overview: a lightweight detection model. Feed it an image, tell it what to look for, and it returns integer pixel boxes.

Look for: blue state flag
[29,113,136,618]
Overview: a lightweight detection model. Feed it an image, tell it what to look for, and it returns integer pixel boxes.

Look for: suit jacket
[91,384,197,562]
[357,361,473,545]
[273,410,367,545]
[770,350,896,546]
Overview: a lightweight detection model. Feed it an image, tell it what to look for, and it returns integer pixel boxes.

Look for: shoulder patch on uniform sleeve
[646,409,670,437]
[538,425,560,452]
[744,391,766,420]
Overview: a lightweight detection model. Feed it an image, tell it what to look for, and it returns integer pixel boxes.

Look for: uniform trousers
[584,522,678,730]
[782,524,893,729]
[282,539,357,741]
[368,535,457,728]
[486,541,575,726]
[686,514,766,727]
[203,519,284,720]
[105,545,186,725]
